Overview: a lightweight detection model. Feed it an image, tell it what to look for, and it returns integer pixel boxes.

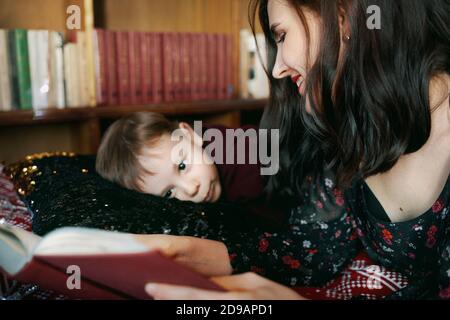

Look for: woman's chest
[354,194,449,277]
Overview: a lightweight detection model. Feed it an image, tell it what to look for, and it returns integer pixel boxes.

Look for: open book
[0,223,225,299]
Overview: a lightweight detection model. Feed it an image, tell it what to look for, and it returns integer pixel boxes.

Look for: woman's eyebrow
[270,22,281,36]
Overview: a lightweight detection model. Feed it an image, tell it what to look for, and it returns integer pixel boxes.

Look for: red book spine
[140,32,151,104]
[180,33,191,102]
[179,33,185,102]
[128,31,138,105]
[217,34,226,100]
[95,29,108,106]
[116,31,131,105]
[199,33,208,100]
[152,33,163,103]
[105,30,118,106]
[133,32,144,104]
[162,33,174,102]
[189,34,199,101]
[225,34,234,99]
[172,33,182,102]
[207,34,217,100]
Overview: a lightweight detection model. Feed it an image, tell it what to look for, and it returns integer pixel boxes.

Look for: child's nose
[180,180,200,197]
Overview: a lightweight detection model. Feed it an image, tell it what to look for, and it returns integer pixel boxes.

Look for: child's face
[137,123,222,203]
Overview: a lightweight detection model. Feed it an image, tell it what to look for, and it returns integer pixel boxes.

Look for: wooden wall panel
[100,0,234,33]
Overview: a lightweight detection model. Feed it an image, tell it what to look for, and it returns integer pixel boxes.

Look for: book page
[34,227,149,256]
[0,223,41,275]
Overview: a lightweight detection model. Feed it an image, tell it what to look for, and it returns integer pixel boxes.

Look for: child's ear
[179,122,203,147]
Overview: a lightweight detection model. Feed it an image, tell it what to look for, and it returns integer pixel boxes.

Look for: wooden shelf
[0,99,267,127]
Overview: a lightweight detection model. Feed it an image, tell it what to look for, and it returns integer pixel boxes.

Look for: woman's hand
[134,234,232,277]
[145,272,306,300]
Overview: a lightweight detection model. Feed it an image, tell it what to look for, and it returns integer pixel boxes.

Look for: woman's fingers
[133,234,193,259]
[211,273,268,291]
[145,283,251,300]
[145,273,305,300]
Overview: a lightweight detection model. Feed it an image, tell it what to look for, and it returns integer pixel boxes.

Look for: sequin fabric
[5,154,257,242]
[0,162,66,300]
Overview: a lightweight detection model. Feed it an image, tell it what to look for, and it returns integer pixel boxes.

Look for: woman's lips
[291,75,301,84]
[291,75,304,94]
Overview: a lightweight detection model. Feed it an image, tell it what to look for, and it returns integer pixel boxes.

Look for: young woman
[138,0,450,299]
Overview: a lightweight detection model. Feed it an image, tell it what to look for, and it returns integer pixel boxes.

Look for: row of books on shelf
[0,28,236,112]
[93,29,235,107]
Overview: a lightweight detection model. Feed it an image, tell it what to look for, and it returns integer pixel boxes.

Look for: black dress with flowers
[224,171,450,299]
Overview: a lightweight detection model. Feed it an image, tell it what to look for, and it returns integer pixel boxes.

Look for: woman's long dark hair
[252,0,450,203]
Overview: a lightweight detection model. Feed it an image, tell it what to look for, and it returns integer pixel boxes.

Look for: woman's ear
[179,122,203,147]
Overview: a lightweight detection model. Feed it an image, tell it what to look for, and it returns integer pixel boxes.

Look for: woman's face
[268,0,322,97]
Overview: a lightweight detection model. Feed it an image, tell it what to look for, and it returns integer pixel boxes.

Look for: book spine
[63,43,78,107]
[181,33,191,102]
[93,29,108,106]
[140,32,151,104]
[27,30,38,109]
[9,29,32,110]
[77,31,89,107]
[199,33,208,100]
[239,30,250,99]
[105,30,118,106]
[225,34,234,99]
[48,32,65,109]
[128,31,137,105]
[207,34,217,100]
[217,34,226,100]
[133,32,143,105]
[188,33,198,101]
[162,32,174,102]
[172,33,182,102]
[178,33,184,102]
[116,31,131,106]
[0,30,12,111]
[152,33,163,103]
[28,30,50,110]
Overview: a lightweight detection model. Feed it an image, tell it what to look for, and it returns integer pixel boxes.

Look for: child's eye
[164,189,174,199]
[178,160,186,171]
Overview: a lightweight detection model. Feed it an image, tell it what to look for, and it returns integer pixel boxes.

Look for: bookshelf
[0,0,266,164]
[0,99,267,126]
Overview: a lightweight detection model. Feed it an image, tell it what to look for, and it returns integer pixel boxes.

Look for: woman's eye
[178,160,186,171]
[276,33,286,44]
[164,189,173,199]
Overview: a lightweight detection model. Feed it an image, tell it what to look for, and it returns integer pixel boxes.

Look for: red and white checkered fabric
[0,165,66,300]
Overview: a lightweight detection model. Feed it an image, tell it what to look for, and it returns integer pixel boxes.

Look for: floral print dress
[224,171,450,299]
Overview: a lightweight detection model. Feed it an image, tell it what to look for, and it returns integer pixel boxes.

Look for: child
[96,112,286,227]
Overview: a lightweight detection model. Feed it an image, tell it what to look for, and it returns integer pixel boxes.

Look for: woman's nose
[272,50,290,79]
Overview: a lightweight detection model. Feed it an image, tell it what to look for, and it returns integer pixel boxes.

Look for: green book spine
[9,29,32,110]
